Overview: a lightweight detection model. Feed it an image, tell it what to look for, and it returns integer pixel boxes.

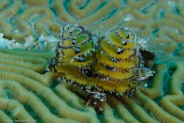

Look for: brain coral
[0,0,184,123]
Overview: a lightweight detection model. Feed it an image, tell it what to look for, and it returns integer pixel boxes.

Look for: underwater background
[0,0,184,123]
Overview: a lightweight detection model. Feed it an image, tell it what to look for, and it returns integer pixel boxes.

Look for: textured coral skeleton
[0,0,184,123]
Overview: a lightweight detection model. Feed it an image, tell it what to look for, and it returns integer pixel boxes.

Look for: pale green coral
[1,47,184,123]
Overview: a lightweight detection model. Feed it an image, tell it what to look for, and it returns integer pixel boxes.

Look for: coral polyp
[49,22,155,113]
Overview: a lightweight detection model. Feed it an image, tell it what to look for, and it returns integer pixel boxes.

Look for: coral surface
[0,0,184,123]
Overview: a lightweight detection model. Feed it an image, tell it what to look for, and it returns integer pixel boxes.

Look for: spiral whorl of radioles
[49,23,97,74]
[49,23,155,96]
[94,28,139,82]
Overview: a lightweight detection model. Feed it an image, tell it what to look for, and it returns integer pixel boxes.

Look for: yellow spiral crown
[49,22,155,96]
